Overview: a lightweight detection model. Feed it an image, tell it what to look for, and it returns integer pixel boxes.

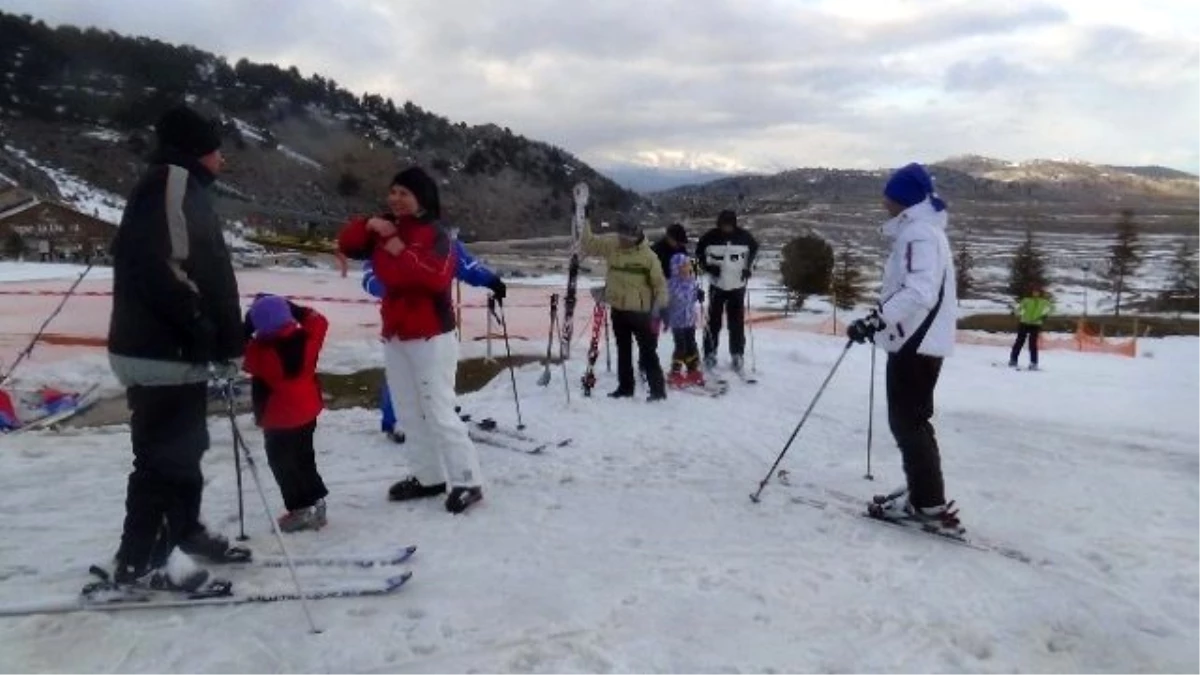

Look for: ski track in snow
[0,327,1195,672]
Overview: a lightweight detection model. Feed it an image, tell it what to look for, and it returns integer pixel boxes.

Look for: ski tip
[402,544,418,557]
[386,572,414,590]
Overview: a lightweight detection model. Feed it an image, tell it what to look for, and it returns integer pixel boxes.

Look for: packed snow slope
[0,328,1195,672]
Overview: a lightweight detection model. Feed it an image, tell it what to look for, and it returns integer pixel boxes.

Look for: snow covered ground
[0,298,1195,671]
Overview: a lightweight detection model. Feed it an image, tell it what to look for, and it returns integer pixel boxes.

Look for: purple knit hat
[248,294,295,338]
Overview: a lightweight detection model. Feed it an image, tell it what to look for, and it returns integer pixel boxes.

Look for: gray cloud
[944,57,1038,92]
[0,0,1195,173]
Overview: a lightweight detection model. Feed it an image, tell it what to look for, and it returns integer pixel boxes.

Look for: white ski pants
[383,332,482,489]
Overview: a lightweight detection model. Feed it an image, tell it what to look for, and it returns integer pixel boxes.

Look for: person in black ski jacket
[104,104,249,593]
[695,210,758,373]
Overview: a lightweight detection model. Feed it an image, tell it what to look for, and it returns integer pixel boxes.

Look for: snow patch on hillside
[278,145,322,169]
[1,144,125,224]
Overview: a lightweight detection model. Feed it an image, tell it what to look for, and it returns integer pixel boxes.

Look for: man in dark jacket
[695,210,758,373]
[105,104,249,591]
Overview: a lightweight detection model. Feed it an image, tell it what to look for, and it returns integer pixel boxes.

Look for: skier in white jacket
[695,210,759,373]
[846,162,962,535]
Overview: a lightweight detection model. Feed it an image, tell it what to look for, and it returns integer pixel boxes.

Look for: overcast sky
[3,0,1197,173]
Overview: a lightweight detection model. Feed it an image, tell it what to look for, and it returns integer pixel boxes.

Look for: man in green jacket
[580,218,669,401]
[1009,287,1054,370]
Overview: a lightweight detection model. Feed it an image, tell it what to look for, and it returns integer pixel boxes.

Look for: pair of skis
[467,416,571,455]
[560,182,589,362]
[777,475,1034,565]
[3,383,102,435]
[670,378,730,398]
[0,546,418,618]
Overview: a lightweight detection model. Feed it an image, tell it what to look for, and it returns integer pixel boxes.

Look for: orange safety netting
[0,275,1140,366]
[741,311,1138,358]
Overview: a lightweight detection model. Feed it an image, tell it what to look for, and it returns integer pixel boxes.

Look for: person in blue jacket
[363,236,506,443]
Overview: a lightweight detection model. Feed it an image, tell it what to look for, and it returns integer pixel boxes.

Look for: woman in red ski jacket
[242,295,330,532]
[336,166,484,515]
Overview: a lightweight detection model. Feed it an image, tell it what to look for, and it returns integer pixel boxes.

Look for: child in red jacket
[243,294,330,533]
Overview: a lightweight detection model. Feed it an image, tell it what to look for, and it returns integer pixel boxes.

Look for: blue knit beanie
[883,163,946,212]
[248,294,295,338]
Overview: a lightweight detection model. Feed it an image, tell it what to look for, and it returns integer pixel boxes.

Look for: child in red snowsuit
[242,294,329,533]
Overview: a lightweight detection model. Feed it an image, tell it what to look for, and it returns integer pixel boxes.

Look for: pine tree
[1006,228,1049,299]
[829,246,865,310]
[953,233,975,302]
[780,233,834,311]
[1106,210,1142,317]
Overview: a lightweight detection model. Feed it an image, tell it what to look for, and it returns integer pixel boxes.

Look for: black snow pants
[610,309,665,397]
[263,421,328,512]
[116,382,210,572]
[670,328,701,372]
[703,287,746,358]
[886,351,946,509]
[1009,323,1041,365]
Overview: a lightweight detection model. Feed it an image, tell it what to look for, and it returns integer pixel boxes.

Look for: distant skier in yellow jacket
[1009,287,1054,370]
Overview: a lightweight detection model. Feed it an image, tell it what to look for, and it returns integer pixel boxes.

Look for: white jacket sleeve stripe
[880,239,941,334]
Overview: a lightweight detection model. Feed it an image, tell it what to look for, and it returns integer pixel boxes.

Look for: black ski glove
[695,288,705,304]
[741,269,751,281]
[487,278,507,303]
[286,300,310,321]
[847,311,886,344]
[704,264,720,278]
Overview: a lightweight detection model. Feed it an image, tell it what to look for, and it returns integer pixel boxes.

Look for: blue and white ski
[252,545,417,569]
[0,573,412,618]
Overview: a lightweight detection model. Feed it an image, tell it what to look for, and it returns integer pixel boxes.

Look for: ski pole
[604,304,612,373]
[746,285,757,374]
[538,294,557,387]
[864,341,876,481]
[232,405,248,541]
[214,372,247,540]
[222,382,322,634]
[490,296,525,430]
[750,340,854,503]
[0,262,94,387]
[485,299,494,363]
[553,307,571,404]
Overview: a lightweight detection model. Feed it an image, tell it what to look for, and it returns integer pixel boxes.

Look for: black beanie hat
[666,222,688,244]
[391,166,441,220]
[717,209,737,227]
[615,217,641,238]
[155,105,221,157]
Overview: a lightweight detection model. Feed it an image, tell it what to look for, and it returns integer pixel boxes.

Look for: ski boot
[86,549,232,600]
[731,354,745,375]
[445,486,483,514]
[278,499,327,533]
[667,370,688,389]
[867,489,965,536]
[178,527,252,564]
[388,476,446,502]
[685,369,706,387]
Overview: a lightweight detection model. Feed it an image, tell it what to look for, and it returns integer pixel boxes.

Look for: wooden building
[0,187,116,263]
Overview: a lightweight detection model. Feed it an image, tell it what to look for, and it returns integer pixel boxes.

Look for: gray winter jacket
[106,149,244,387]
